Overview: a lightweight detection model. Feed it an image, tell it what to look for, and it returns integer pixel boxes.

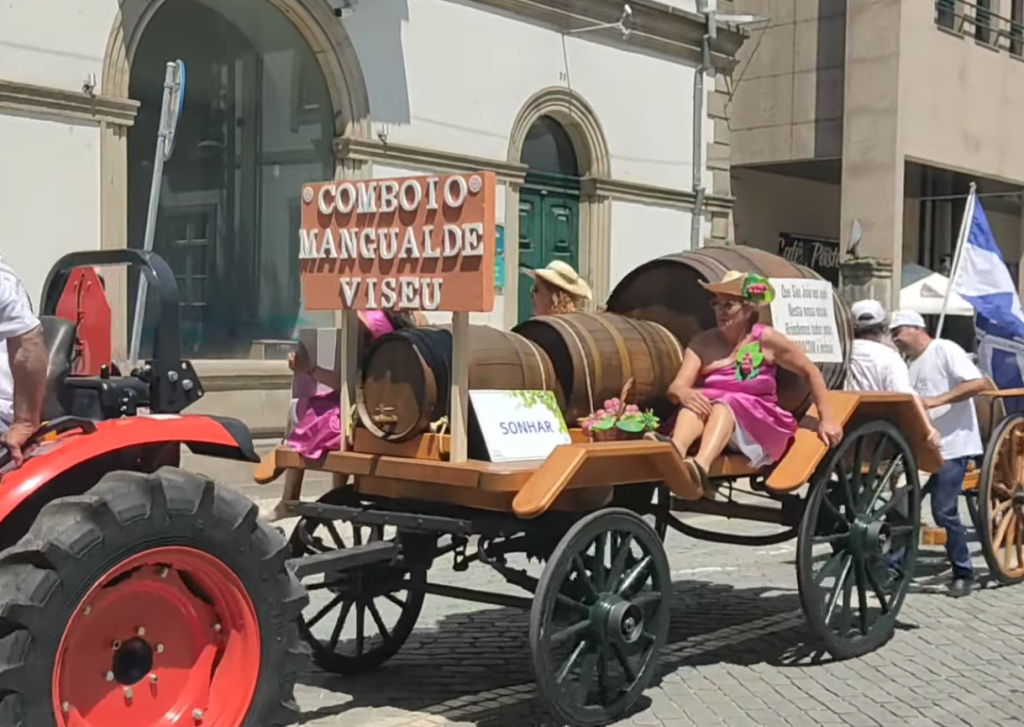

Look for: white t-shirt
[908,338,984,460]
[845,339,916,395]
[0,255,40,429]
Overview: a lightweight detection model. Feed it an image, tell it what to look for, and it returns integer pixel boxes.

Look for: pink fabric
[698,324,797,464]
[285,312,396,458]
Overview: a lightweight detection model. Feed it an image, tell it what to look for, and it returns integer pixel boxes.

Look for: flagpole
[936,181,977,339]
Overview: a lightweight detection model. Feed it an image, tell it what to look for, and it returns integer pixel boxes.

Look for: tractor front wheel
[0,466,308,727]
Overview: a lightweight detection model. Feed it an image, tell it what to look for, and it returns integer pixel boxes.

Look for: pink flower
[625,404,639,414]
[739,353,753,377]
[747,283,766,295]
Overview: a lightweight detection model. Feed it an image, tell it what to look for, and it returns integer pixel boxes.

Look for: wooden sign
[299,172,497,312]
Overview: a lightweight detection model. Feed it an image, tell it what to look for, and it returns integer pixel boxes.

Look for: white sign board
[469,389,571,463]
[768,278,843,363]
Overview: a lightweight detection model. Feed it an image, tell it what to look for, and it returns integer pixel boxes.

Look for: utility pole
[690,0,716,250]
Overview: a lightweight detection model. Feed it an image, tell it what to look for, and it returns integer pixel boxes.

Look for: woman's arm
[762,327,843,446]
[668,345,713,419]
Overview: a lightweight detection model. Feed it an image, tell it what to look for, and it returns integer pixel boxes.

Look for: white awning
[899,264,974,316]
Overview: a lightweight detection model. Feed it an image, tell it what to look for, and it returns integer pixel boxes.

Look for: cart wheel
[797,421,921,660]
[978,412,1024,584]
[289,490,428,675]
[0,467,306,727]
[530,508,670,727]
[610,483,668,542]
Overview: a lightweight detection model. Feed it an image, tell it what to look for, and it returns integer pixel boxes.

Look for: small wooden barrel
[358,325,558,441]
[513,312,684,426]
[605,245,853,417]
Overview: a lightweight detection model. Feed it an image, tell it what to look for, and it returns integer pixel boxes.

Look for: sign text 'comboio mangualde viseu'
[299,172,497,313]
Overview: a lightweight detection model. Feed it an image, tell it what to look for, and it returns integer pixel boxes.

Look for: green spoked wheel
[530,509,670,727]
[797,420,922,660]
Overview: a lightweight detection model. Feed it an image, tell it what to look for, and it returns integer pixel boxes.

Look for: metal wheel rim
[52,546,260,727]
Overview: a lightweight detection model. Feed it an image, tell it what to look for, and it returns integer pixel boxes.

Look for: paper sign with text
[470,390,570,463]
[768,278,843,363]
[299,172,497,312]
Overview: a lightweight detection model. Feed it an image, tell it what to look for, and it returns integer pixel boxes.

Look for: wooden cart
[921,387,1024,585]
[273,389,939,727]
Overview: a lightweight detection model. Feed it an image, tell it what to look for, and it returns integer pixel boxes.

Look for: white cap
[889,309,927,331]
[851,299,886,328]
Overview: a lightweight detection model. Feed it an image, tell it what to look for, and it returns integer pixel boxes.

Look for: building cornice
[469,0,747,71]
[335,137,530,184]
[0,78,139,126]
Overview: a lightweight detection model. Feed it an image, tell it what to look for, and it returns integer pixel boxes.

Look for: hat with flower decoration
[699,270,775,307]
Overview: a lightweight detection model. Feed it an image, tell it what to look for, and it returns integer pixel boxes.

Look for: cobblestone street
[264,489,1024,727]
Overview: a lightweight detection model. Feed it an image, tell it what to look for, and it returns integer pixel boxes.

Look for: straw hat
[525,260,593,300]
[699,270,775,307]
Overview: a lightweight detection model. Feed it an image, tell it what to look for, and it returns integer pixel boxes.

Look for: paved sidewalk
[262,501,1024,727]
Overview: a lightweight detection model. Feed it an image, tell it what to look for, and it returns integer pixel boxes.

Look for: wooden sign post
[298,171,497,462]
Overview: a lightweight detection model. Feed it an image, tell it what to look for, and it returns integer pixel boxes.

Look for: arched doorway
[517,115,581,322]
[127,0,335,358]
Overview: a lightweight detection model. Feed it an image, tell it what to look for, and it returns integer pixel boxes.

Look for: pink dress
[285,311,395,459]
[698,324,797,467]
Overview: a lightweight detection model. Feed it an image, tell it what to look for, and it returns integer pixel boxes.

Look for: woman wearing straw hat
[646,270,843,493]
[524,260,593,316]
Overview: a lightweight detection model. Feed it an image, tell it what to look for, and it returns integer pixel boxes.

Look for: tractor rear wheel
[0,466,308,727]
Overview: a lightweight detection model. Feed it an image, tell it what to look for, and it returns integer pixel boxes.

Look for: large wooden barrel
[605,246,852,417]
[513,312,685,426]
[358,325,558,441]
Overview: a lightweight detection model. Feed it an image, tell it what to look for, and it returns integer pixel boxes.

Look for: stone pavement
[257,490,1024,727]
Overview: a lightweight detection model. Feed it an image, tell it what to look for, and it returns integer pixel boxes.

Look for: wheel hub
[594,597,644,647]
[52,547,260,727]
[850,518,891,557]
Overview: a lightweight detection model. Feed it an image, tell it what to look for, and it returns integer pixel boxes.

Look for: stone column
[838,0,905,308]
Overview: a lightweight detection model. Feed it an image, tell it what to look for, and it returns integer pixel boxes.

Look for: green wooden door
[517,175,580,323]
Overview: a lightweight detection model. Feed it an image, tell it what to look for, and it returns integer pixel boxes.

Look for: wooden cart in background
[281,185,944,727]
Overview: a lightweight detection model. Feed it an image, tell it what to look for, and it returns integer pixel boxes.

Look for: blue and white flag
[953,193,1024,341]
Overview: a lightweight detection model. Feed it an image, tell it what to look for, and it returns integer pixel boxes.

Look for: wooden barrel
[358,325,558,441]
[605,245,852,417]
[513,312,685,426]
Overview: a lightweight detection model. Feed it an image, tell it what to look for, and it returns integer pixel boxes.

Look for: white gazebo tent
[900,264,974,316]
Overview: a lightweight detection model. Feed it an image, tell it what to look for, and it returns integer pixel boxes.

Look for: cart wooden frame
[275,389,940,727]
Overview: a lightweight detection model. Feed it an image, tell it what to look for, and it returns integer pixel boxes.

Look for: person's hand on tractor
[1,419,37,467]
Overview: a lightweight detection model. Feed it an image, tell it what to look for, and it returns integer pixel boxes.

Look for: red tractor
[0,250,305,727]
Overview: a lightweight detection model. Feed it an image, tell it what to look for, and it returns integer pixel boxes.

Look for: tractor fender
[0,414,259,525]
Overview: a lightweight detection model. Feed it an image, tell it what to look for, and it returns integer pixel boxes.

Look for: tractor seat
[38,315,77,420]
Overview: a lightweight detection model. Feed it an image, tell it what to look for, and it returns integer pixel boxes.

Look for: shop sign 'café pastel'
[299,172,496,313]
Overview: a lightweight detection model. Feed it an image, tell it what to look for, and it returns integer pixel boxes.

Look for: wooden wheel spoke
[865,565,891,614]
[994,508,1016,550]
[813,533,848,546]
[557,593,591,615]
[837,565,855,636]
[875,484,910,518]
[306,592,345,630]
[1003,512,1020,570]
[823,555,852,623]
[836,460,857,516]
[328,599,353,651]
[608,533,635,590]
[551,619,591,647]
[852,559,870,635]
[864,455,903,513]
[852,436,867,498]
[815,550,846,587]
[577,649,599,703]
[384,592,406,609]
[617,555,653,598]
[572,555,600,600]
[366,600,391,642]
[355,602,366,657]
[820,495,850,531]
[592,533,612,592]
[612,642,637,682]
[631,590,662,612]
[556,640,589,685]
[325,521,346,550]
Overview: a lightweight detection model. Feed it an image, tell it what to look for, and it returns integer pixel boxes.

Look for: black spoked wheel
[530,508,670,727]
[797,420,922,660]
[978,413,1024,585]
[289,490,429,675]
[610,483,668,542]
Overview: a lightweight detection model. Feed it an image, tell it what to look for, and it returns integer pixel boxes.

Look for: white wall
[343,0,699,190]
[0,1,116,92]
[0,114,101,308]
[609,202,692,291]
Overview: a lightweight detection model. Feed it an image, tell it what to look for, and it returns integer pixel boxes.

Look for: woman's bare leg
[671,408,706,457]
[693,403,736,473]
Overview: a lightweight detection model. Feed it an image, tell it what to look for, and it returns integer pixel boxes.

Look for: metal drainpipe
[690,4,716,250]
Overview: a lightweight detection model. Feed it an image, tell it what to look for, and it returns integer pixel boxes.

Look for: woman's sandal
[644,432,714,497]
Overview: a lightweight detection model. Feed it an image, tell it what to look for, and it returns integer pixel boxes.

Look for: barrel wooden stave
[359,324,558,441]
[513,312,684,426]
[605,245,852,417]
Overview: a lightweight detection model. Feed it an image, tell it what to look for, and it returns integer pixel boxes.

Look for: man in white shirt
[891,309,989,597]
[845,300,940,446]
[0,253,46,466]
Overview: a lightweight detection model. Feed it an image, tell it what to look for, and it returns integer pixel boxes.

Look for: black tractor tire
[0,466,308,727]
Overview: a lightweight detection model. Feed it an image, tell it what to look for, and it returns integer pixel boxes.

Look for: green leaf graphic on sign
[507,390,569,434]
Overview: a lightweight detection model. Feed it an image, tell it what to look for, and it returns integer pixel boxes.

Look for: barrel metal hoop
[543,315,597,416]
[588,313,634,387]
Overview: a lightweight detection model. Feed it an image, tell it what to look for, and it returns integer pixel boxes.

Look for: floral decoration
[734,341,765,381]
[580,397,660,437]
[741,274,775,304]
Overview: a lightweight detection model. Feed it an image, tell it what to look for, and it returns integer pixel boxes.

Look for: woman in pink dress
[258,310,425,521]
[646,271,843,493]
